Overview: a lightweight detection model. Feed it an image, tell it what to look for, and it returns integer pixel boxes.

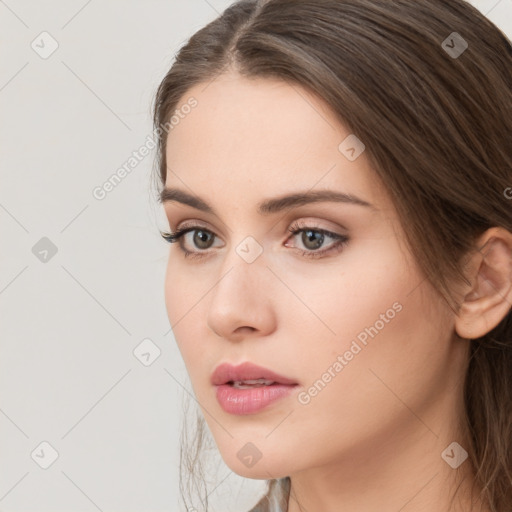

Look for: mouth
[210,361,298,387]
[227,378,281,389]
[212,364,299,415]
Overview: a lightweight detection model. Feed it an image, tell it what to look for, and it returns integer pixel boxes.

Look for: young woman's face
[162,71,468,480]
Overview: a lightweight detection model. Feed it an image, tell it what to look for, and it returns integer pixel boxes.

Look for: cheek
[164,255,213,326]
[164,262,187,327]
[285,240,452,421]
[291,276,453,446]
[279,236,413,347]
[163,260,206,367]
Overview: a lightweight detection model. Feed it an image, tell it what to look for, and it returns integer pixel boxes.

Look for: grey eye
[301,230,325,250]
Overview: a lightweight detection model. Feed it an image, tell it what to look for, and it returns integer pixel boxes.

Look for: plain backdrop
[1,1,511,511]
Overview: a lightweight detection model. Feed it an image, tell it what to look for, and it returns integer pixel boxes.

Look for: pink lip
[211,362,299,415]
[210,362,298,386]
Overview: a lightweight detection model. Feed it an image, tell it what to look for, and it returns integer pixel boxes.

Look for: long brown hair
[151,1,512,510]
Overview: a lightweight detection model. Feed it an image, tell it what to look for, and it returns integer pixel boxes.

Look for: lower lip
[215,384,297,415]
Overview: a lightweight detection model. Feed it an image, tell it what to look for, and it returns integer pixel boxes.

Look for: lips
[210,362,298,387]
[212,362,299,415]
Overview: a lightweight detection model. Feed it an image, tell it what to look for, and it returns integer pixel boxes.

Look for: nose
[206,249,277,342]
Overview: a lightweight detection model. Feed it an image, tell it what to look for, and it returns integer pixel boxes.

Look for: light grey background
[1,1,511,511]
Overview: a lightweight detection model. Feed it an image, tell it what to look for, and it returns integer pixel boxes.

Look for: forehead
[164,72,386,212]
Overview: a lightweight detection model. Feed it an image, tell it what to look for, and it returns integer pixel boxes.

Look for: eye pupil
[194,230,213,249]
[302,230,324,249]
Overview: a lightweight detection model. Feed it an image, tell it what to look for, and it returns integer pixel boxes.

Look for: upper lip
[211,362,298,386]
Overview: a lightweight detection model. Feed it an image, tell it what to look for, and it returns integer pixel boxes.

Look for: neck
[286,411,488,512]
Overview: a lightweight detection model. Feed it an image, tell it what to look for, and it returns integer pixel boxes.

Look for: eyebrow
[159,187,376,215]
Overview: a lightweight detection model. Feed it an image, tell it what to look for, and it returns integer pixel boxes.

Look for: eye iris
[302,229,324,250]
[193,230,213,249]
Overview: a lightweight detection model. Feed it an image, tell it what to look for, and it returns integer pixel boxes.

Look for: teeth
[232,378,275,388]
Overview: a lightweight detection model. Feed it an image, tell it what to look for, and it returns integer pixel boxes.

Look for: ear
[454,227,512,340]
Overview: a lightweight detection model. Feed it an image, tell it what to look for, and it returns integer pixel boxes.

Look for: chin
[220,449,292,480]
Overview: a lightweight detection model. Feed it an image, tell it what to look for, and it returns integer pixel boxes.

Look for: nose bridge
[213,235,268,307]
[206,235,276,339]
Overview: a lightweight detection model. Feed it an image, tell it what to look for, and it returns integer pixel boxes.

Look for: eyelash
[160,220,349,261]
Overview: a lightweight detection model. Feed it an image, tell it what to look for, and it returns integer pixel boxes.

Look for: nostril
[235,326,256,334]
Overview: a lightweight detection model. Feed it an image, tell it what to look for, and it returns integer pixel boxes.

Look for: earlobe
[454,228,512,340]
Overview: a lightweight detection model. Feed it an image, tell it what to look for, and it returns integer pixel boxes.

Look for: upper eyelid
[174,219,215,232]
[173,217,346,235]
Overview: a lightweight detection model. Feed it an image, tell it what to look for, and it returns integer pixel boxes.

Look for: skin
[162,70,512,511]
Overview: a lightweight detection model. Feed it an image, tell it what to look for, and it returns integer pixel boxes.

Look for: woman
[152,1,512,510]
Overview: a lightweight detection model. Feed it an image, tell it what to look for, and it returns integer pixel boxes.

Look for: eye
[160,224,222,259]
[285,220,349,259]
[160,220,349,260]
